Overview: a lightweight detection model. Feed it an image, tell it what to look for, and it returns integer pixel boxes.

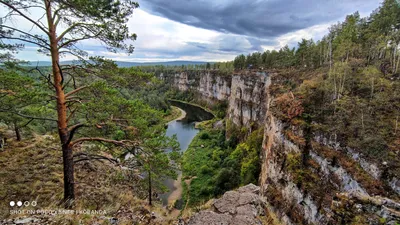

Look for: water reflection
[159,101,213,207]
[166,121,199,152]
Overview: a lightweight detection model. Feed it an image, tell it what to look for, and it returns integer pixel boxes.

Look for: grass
[0,134,63,218]
[0,134,176,224]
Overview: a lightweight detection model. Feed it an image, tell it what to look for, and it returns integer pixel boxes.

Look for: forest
[231,0,400,164]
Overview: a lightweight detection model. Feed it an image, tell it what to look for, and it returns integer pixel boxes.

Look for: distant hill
[25,60,210,67]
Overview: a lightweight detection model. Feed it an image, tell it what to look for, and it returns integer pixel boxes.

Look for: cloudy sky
[4,0,382,62]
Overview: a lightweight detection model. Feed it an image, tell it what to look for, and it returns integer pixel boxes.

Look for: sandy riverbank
[168,106,186,124]
[167,173,183,205]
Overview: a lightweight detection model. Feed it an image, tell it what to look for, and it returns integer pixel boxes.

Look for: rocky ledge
[187,184,266,225]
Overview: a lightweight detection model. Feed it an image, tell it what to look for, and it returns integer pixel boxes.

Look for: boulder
[188,211,232,225]
[187,184,265,225]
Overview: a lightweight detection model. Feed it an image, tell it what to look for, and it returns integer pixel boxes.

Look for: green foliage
[199,132,210,140]
[231,1,400,73]
[136,133,181,199]
[0,0,184,207]
[233,54,246,70]
[299,60,400,164]
[166,88,196,103]
[0,69,54,139]
[182,127,263,206]
[285,153,329,195]
[229,129,264,185]
[1,0,139,58]
[1,58,180,205]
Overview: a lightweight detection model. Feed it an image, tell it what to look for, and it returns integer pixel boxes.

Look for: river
[159,100,214,207]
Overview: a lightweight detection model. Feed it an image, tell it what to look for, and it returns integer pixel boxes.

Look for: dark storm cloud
[140,0,380,38]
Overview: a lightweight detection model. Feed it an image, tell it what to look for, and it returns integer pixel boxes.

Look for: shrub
[199,132,210,140]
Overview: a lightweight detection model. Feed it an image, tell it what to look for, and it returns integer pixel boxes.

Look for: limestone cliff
[259,74,400,224]
[227,72,269,127]
[158,70,268,127]
[160,70,400,224]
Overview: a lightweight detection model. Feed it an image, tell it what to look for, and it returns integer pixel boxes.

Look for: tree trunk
[14,122,21,141]
[302,118,312,167]
[396,44,400,74]
[148,169,152,206]
[62,143,75,208]
[45,2,74,208]
[329,38,332,71]
[361,112,365,135]
[320,44,323,66]
[393,47,396,73]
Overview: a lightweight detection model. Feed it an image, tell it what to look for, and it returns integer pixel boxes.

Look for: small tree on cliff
[0,0,139,207]
[134,133,180,206]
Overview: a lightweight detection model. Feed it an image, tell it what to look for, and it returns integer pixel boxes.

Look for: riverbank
[168,99,216,118]
[164,106,185,123]
[169,107,186,123]
[167,173,183,206]
[162,101,216,213]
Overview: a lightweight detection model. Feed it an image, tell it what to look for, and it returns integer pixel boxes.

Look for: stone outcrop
[227,72,269,126]
[158,71,231,100]
[332,192,400,224]
[158,70,269,127]
[187,184,266,225]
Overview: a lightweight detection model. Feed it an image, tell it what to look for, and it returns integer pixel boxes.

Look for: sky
[2,0,383,62]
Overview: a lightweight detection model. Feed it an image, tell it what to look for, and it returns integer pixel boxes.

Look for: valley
[1,0,400,224]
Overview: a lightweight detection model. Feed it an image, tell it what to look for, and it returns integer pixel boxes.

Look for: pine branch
[65,85,88,98]
[0,25,50,48]
[0,0,50,36]
[0,109,57,122]
[70,137,139,148]
[0,37,50,50]
[73,152,119,164]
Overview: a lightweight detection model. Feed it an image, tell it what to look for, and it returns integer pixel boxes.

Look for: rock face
[160,70,400,224]
[158,71,231,101]
[227,72,269,126]
[259,84,400,224]
[158,70,269,127]
[198,72,232,101]
[187,184,266,225]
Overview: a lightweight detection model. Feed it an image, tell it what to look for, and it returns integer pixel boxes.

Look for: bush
[200,165,213,175]
[214,168,239,196]
[199,132,210,140]
[361,136,387,159]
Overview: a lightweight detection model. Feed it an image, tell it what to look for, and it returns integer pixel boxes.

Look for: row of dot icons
[10,201,37,207]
